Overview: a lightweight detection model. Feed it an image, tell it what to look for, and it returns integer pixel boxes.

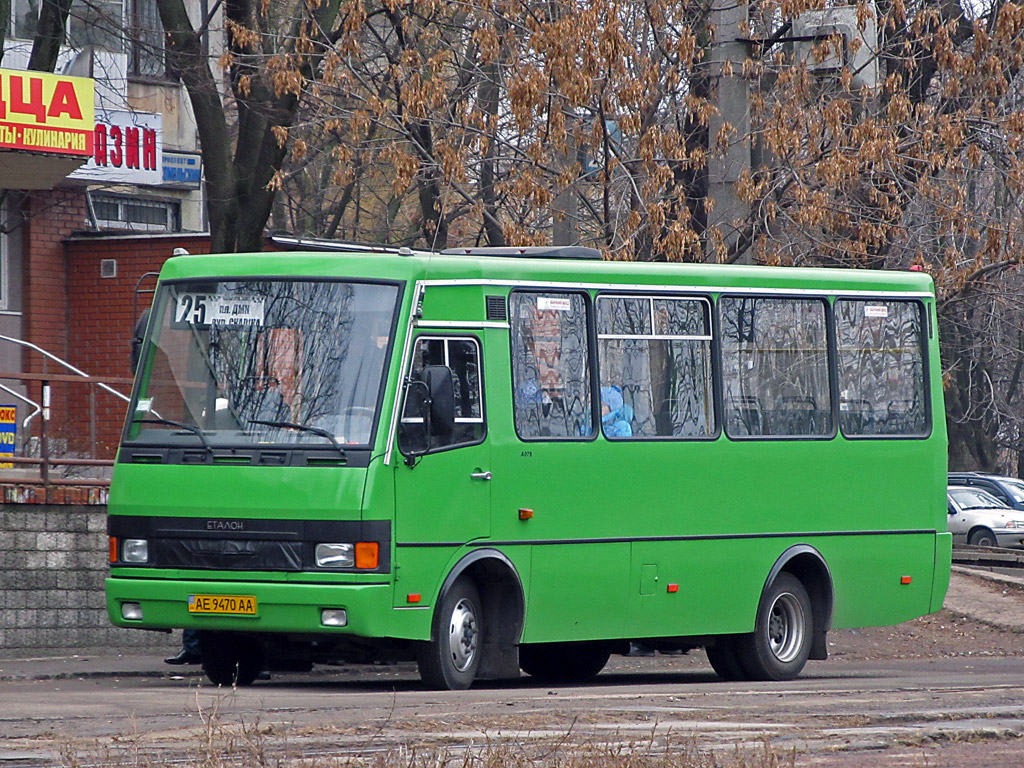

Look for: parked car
[947,471,1024,511]
[947,485,1024,548]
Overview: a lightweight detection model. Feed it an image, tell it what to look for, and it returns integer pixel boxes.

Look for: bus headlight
[316,543,354,568]
[122,539,149,563]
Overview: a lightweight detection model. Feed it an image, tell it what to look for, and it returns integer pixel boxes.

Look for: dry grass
[55,693,797,768]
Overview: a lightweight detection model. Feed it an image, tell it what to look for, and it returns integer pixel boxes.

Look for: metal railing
[0,336,133,490]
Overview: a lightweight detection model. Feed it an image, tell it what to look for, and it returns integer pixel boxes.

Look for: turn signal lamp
[355,542,379,569]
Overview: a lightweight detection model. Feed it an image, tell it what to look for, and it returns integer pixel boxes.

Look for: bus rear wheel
[519,642,611,683]
[418,578,482,690]
[200,632,264,687]
[737,573,812,681]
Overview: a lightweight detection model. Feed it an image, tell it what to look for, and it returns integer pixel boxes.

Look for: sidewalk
[944,565,1024,631]
[0,651,198,682]
[2,568,1022,683]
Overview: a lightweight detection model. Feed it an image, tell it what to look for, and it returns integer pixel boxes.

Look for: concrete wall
[0,502,170,658]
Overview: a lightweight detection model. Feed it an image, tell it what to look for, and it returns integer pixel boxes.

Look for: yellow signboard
[0,68,94,156]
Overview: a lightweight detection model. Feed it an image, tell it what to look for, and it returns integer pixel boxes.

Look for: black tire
[417,578,483,690]
[200,632,264,687]
[519,642,611,683]
[968,528,997,547]
[705,634,748,681]
[736,572,813,681]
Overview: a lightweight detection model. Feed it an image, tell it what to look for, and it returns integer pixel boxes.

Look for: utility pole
[706,0,752,263]
[552,110,578,246]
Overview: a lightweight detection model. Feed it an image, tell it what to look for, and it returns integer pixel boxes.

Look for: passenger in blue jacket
[600,386,633,438]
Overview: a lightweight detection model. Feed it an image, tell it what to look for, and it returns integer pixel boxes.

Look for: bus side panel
[490,437,944,643]
[815,533,938,628]
[629,539,764,636]
[386,545,452,639]
[522,542,629,643]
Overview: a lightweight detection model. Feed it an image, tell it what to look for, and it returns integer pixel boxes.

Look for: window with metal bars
[91,193,181,232]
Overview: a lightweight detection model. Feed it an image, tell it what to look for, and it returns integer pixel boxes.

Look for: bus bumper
[106,577,395,638]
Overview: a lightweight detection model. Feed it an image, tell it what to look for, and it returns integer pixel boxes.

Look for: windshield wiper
[249,419,347,459]
[132,417,214,454]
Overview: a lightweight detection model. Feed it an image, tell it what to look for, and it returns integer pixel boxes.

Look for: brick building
[0,2,223,657]
[0,0,217,484]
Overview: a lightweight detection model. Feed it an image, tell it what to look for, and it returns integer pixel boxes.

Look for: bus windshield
[126,279,399,448]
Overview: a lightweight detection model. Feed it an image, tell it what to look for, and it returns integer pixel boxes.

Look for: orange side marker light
[407,594,421,603]
[108,537,118,563]
[667,583,679,593]
[519,508,534,520]
[900,576,912,585]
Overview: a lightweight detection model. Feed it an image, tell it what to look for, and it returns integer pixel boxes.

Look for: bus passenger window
[836,299,927,436]
[398,336,484,454]
[720,297,832,438]
[510,292,593,439]
[596,295,714,438]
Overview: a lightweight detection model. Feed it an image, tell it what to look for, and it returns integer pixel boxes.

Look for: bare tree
[155,0,341,252]
[16,0,1024,467]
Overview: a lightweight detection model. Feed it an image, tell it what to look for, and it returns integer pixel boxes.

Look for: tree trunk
[27,0,74,72]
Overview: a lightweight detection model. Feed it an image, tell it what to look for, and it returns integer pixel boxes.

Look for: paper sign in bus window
[537,296,572,312]
[175,293,266,326]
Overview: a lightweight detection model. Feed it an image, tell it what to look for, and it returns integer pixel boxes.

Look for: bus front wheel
[200,632,264,687]
[418,578,482,690]
[737,573,812,681]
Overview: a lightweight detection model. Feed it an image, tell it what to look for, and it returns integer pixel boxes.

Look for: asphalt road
[3,567,1024,767]
[2,652,1023,767]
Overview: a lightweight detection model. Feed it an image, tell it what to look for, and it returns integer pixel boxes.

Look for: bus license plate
[188,594,257,615]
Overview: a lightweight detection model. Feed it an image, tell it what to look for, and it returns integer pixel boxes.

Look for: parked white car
[947,485,1024,548]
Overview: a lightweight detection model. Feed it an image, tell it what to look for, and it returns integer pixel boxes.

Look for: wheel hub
[767,592,806,663]
[447,598,478,672]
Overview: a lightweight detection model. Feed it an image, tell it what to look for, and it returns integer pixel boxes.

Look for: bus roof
[157,249,935,297]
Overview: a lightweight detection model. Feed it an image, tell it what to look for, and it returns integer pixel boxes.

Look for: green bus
[106,246,951,689]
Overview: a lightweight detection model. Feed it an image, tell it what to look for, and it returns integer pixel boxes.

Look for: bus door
[394,335,490,593]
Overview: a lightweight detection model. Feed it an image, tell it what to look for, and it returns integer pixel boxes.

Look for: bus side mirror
[401,366,456,466]
[422,365,455,437]
[130,309,151,374]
